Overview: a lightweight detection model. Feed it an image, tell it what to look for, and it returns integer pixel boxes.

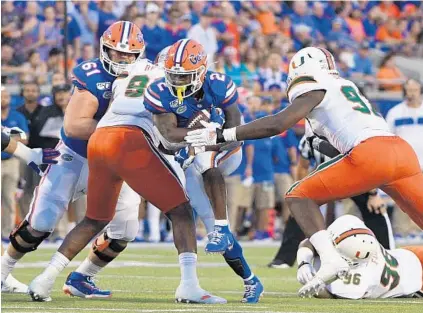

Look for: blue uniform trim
[394,118,414,127]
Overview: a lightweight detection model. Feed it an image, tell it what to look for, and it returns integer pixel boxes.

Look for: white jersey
[325,246,422,299]
[288,74,393,154]
[97,59,164,147]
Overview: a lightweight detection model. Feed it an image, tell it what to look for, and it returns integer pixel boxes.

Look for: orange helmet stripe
[334,228,374,245]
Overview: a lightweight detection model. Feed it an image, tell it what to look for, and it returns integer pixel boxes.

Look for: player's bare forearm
[154,113,189,143]
[64,118,98,140]
[235,91,326,141]
[223,103,241,128]
[64,88,99,140]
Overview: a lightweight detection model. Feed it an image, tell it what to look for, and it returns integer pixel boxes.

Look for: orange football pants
[286,136,423,228]
[86,126,188,221]
[403,246,423,291]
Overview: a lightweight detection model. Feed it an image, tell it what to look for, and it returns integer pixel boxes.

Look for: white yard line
[30,241,281,250]
[1,308,323,313]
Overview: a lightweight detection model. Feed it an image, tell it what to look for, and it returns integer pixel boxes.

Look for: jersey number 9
[125,75,149,98]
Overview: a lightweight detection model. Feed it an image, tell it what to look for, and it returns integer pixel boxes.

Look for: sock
[1,252,18,283]
[43,252,70,279]
[75,258,103,277]
[179,252,198,285]
[215,219,228,227]
[309,230,338,260]
[223,238,253,281]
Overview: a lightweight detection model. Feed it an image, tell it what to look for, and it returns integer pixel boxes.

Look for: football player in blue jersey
[1,21,146,301]
[145,40,264,303]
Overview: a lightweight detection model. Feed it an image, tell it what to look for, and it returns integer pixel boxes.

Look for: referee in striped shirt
[268,133,394,268]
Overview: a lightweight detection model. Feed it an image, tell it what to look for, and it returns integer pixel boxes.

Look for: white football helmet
[328,215,378,266]
[287,47,338,86]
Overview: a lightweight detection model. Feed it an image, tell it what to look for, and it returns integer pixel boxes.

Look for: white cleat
[28,274,54,302]
[2,275,28,294]
[298,257,350,298]
[175,283,227,304]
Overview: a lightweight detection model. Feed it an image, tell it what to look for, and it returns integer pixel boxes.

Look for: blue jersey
[144,71,238,127]
[61,58,115,157]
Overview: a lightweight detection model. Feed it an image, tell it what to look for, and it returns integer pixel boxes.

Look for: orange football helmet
[100,21,145,76]
[164,39,208,102]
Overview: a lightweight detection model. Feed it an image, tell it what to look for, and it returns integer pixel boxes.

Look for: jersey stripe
[222,88,236,104]
[175,39,190,66]
[144,97,166,112]
[225,82,236,98]
[286,76,316,94]
[71,71,87,86]
[145,88,163,107]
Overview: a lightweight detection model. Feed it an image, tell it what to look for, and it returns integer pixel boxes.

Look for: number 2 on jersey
[341,86,378,116]
[125,75,149,98]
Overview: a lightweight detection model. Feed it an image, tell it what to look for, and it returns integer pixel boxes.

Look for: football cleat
[175,283,227,304]
[205,225,233,254]
[63,272,111,299]
[242,276,264,303]
[298,256,350,298]
[28,274,54,302]
[2,275,28,294]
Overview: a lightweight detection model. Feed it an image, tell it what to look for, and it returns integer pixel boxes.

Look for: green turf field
[2,244,423,313]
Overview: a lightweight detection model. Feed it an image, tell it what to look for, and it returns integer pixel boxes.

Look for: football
[186,109,211,129]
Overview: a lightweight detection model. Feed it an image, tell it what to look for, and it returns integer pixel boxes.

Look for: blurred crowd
[1,1,423,244]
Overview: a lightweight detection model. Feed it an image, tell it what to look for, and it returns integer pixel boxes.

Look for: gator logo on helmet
[189,51,206,65]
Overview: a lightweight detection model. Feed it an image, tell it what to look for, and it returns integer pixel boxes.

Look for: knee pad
[93,232,127,263]
[9,220,50,253]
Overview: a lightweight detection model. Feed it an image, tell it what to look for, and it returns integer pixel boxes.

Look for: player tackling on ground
[297,215,423,299]
[185,47,423,297]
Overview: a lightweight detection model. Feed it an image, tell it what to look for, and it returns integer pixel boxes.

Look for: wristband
[298,261,310,269]
[222,127,237,142]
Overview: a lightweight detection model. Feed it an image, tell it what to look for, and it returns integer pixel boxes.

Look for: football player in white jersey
[296,214,423,299]
[185,47,423,297]
[28,53,226,304]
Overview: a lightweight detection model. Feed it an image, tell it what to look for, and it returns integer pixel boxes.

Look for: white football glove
[185,120,220,147]
[297,261,316,285]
